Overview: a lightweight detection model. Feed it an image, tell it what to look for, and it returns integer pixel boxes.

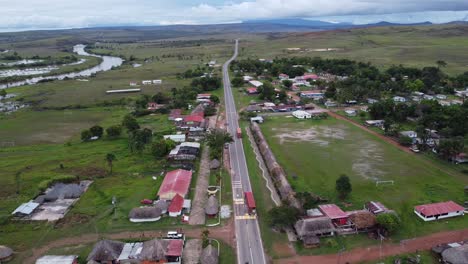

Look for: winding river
[0,44,123,89]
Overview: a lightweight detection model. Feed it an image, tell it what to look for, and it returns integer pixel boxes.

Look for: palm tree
[105,153,116,174]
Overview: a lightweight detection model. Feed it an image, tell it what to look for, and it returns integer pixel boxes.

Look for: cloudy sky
[1,0,468,31]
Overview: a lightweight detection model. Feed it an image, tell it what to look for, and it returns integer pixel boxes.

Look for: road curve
[223,40,267,264]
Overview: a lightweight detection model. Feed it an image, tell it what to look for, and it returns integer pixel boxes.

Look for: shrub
[38,175,76,191]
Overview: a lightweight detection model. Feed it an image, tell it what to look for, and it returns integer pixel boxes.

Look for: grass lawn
[362,251,437,264]
[259,115,468,251]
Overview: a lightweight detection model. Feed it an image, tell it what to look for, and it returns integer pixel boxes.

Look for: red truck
[236,127,242,138]
[244,191,256,214]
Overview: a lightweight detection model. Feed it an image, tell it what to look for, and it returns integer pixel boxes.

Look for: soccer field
[260,115,468,238]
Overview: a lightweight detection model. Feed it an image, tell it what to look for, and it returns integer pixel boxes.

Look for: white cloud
[0,0,467,31]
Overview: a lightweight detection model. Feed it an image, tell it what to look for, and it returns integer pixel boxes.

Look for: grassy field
[259,116,468,245]
[238,25,468,75]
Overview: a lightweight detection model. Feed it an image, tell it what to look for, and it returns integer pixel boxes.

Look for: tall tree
[336,174,352,199]
[268,205,301,230]
[205,129,233,159]
[90,125,104,138]
[122,115,140,132]
[436,60,447,69]
[105,153,116,174]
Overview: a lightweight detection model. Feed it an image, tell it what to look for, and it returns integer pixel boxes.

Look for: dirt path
[189,146,210,225]
[276,228,468,264]
[25,219,234,264]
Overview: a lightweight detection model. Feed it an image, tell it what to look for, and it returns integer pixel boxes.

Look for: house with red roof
[157,169,192,200]
[169,109,183,121]
[303,74,319,80]
[319,204,349,226]
[147,102,164,111]
[300,90,325,100]
[246,87,259,95]
[414,201,464,221]
[168,194,184,217]
[279,73,289,80]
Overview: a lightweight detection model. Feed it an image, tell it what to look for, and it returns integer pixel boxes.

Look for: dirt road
[276,228,468,264]
[25,219,234,264]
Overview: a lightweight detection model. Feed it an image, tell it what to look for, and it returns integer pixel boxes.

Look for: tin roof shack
[295,217,335,248]
[11,201,40,217]
[318,204,349,227]
[414,201,464,222]
[365,201,392,215]
[117,242,143,263]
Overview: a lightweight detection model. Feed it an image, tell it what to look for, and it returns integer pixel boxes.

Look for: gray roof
[0,246,13,259]
[138,239,167,261]
[129,207,162,219]
[442,244,468,264]
[210,159,221,170]
[36,255,77,264]
[201,244,218,264]
[295,217,335,238]
[154,200,169,212]
[87,240,124,262]
[205,196,219,215]
[12,201,40,215]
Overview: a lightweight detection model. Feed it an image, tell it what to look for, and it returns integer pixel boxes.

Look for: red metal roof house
[157,169,192,200]
[414,201,464,221]
[168,194,184,217]
[319,204,348,226]
[246,87,259,95]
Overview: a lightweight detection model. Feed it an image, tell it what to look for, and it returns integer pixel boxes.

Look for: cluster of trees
[178,67,206,78]
[191,76,221,91]
[0,54,79,69]
[268,205,301,230]
[81,124,123,142]
[205,129,233,159]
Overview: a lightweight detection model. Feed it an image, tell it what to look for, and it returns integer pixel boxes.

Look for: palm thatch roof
[0,245,13,260]
[210,159,221,170]
[128,207,162,219]
[87,240,124,262]
[138,239,167,261]
[154,200,169,213]
[200,244,218,264]
[349,210,377,229]
[295,217,335,238]
[442,244,468,264]
[205,195,219,215]
[302,235,320,246]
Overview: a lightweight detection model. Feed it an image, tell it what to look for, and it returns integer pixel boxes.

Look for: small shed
[205,195,219,218]
[12,201,40,217]
[200,244,219,264]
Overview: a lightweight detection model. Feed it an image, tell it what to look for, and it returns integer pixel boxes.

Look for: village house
[367,98,379,104]
[423,94,435,100]
[147,102,164,111]
[246,87,259,95]
[168,109,183,121]
[36,255,78,264]
[325,100,337,108]
[345,109,357,117]
[243,75,254,82]
[393,96,407,103]
[295,217,335,247]
[245,105,262,113]
[142,80,152,85]
[278,73,289,80]
[157,169,193,200]
[152,79,162,85]
[414,201,464,221]
[250,116,264,123]
[292,110,311,119]
[87,240,125,263]
[129,81,138,86]
[205,195,219,218]
[249,80,263,88]
[11,200,40,217]
[168,194,185,217]
[129,207,163,222]
[113,238,184,264]
[300,90,324,100]
[365,120,385,127]
[302,74,319,81]
[436,94,447,100]
[163,134,186,143]
[318,204,349,227]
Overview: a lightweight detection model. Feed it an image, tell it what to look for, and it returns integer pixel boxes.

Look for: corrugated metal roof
[415,201,464,217]
[12,201,40,215]
[158,169,192,200]
[168,194,184,213]
[36,255,77,264]
[166,240,183,257]
[319,204,348,220]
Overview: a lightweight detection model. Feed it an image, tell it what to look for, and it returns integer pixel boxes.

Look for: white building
[153,80,162,84]
[414,201,464,222]
[292,110,312,119]
[243,75,254,82]
[393,96,407,103]
[36,255,78,264]
[142,80,152,85]
[164,134,186,143]
[249,80,263,88]
[345,109,357,117]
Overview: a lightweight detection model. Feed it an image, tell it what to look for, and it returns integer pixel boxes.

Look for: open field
[238,25,468,75]
[260,116,468,243]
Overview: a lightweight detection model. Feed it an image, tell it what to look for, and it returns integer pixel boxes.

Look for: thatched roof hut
[154,200,169,214]
[210,159,221,170]
[302,236,320,247]
[200,244,218,264]
[87,240,124,262]
[138,239,167,261]
[129,207,162,222]
[442,244,468,264]
[0,245,13,261]
[349,210,377,230]
[295,217,335,238]
[205,195,219,216]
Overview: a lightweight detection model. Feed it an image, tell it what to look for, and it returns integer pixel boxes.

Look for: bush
[106,125,122,139]
[376,212,401,235]
[81,130,92,141]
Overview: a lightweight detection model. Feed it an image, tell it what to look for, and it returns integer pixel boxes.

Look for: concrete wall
[250,122,302,210]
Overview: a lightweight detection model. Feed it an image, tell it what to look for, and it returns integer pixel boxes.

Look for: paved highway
[223,40,267,264]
